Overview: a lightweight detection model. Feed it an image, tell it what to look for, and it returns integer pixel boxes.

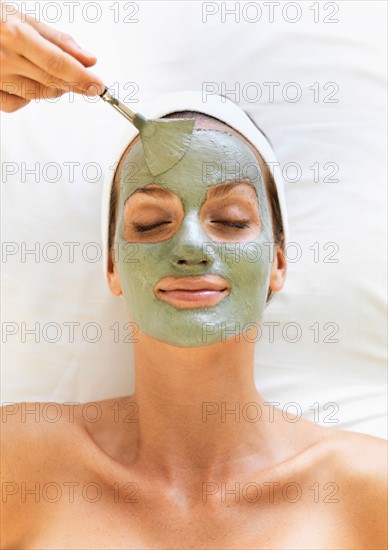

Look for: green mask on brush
[114,129,274,347]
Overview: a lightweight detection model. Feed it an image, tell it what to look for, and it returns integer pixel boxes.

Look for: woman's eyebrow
[206,179,257,199]
[129,186,172,200]
[126,180,257,202]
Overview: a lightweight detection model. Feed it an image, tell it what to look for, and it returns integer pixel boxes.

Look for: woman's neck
[128,327,286,489]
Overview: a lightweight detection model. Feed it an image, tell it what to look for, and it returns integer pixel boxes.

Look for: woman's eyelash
[133,221,171,233]
[213,221,250,229]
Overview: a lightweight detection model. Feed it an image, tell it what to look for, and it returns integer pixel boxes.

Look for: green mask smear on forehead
[114,129,274,348]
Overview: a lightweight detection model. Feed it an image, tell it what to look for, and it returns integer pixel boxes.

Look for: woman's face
[109,122,282,347]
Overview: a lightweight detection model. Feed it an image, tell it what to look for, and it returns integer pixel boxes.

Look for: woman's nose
[169,212,215,269]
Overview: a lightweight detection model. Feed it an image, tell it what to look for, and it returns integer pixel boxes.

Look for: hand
[0,1,105,112]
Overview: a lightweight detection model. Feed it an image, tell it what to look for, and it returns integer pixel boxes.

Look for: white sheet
[1,0,386,438]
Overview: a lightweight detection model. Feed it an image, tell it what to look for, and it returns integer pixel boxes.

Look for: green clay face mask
[114,129,274,347]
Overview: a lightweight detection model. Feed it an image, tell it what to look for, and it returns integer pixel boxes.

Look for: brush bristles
[140,118,195,176]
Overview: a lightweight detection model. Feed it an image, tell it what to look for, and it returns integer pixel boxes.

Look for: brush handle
[99,87,138,125]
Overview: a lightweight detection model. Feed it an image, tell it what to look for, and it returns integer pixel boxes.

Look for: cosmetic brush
[100,87,194,176]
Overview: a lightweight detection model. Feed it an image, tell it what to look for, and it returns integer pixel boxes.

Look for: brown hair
[108,111,285,303]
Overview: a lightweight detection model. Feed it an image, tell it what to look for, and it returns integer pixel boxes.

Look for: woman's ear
[269,245,287,292]
[107,251,123,296]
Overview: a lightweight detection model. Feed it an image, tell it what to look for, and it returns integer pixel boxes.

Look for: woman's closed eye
[211,220,250,229]
[132,221,172,233]
[132,220,251,233]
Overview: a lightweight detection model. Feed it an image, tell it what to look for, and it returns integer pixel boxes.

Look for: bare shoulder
[0,396,135,547]
[326,426,387,480]
[0,396,137,475]
[324,427,387,548]
[0,400,87,456]
[0,401,88,546]
[293,423,387,549]
[0,401,88,491]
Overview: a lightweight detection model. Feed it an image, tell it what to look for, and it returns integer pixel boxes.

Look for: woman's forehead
[116,129,263,206]
[116,118,263,184]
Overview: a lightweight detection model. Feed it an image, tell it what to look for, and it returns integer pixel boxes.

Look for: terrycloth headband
[101,90,289,284]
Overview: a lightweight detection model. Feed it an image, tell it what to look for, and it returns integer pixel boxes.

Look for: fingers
[0,75,65,101]
[0,2,104,113]
[4,53,95,96]
[24,14,99,69]
[7,23,104,96]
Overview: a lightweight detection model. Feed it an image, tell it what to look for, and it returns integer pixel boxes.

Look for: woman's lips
[154,276,231,309]
[157,288,229,308]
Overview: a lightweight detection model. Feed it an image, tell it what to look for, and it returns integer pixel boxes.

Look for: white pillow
[1,0,386,438]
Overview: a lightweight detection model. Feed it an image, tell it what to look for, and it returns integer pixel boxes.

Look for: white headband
[101,90,289,284]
